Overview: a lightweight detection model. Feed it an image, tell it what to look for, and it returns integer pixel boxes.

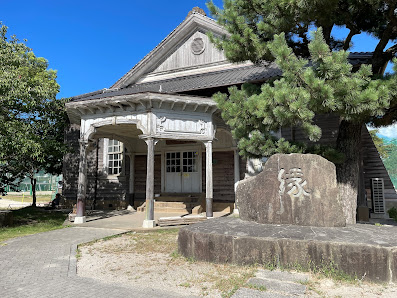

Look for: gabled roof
[71,63,281,102]
[111,11,228,89]
[70,52,373,102]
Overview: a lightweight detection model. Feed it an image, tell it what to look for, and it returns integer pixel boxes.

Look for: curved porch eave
[65,91,219,125]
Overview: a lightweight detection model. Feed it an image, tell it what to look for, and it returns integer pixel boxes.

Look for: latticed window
[108,139,123,175]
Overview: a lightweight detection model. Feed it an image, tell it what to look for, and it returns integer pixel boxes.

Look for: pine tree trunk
[31,177,37,207]
[336,120,362,224]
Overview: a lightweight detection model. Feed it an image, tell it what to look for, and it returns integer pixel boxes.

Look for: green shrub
[387,207,397,221]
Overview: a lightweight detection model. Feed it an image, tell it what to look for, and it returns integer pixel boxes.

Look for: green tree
[369,129,394,159]
[207,0,397,224]
[383,139,397,189]
[0,22,67,202]
[369,130,397,188]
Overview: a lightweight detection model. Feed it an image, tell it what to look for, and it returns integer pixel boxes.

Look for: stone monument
[237,153,346,227]
[178,153,397,283]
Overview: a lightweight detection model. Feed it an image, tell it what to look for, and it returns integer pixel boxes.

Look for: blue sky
[2,0,396,138]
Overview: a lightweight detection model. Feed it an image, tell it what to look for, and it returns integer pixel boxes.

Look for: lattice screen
[371,178,385,214]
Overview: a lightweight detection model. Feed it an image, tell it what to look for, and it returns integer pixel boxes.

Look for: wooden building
[64,8,397,226]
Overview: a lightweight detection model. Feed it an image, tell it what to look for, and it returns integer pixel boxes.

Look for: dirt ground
[77,230,397,297]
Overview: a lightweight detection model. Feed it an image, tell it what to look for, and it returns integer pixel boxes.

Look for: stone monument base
[178,217,397,283]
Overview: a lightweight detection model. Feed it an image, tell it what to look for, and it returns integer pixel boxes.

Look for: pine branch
[372,1,397,74]
[343,29,359,51]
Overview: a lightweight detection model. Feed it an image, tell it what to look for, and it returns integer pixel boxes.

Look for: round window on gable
[191,37,205,55]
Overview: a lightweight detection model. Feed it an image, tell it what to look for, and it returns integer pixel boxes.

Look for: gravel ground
[0,198,31,209]
[77,231,397,297]
[77,231,255,297]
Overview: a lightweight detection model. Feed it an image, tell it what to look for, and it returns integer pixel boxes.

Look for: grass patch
[246,283,267,292]
[388,207,397,222]
[0,206,67,243]
[262,258,357,284]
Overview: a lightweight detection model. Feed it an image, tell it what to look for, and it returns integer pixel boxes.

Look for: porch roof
[65,92,218,124]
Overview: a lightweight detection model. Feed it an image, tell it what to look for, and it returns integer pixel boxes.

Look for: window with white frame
[107,139,123,175]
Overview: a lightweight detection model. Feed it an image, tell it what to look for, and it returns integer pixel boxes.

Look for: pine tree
[207,1,397,224]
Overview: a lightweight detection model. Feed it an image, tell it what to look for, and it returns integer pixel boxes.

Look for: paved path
[0,227,188,298]
[0,210,311,298]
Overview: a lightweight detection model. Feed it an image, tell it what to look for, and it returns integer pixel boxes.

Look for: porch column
[75,139,88,224]
[204,141,213,218]
[128,153,135,209]
[143,137,155,228]
[234,149,240,191]
[233,149,240,215]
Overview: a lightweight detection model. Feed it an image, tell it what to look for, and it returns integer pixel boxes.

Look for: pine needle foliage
[213,29,395,162]
[207,0,397,223]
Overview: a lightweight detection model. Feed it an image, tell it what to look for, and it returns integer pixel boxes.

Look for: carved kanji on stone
[278,168,310,198]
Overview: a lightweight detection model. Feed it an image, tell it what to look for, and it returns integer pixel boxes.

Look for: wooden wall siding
[89,177,128,202]
[362,127,395,190]
[134,155,162,196]
[281,114,340,146]
[63,128,130,205]
[240,155,247,181]
[151,31,226,74]
[62,124,81,202]
[280,115,395,193]
[202,151,238,202]
[97,138,105,171]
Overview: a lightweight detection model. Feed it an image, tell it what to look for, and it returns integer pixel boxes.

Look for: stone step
[136,199,201,213]
[139,206,194,213]
[154,196,201,203]
[153,201,197,208]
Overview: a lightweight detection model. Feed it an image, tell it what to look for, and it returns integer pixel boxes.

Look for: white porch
[66,92,239,227]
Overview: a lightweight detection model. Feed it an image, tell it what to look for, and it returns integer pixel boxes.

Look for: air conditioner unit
[371,178,385,214]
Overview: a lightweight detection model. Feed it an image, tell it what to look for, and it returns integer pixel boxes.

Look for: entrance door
[165,151,200,193]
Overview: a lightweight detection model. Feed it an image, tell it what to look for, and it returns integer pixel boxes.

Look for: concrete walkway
[0,209,232,298]
[0,226,191,298]
[2,207,395,297]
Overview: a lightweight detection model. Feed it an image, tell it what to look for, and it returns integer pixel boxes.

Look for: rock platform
[178,217,397,283]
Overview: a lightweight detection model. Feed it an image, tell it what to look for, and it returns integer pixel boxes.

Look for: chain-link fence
[4,172,62,194]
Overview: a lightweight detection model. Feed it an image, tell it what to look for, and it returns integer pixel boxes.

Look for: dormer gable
[111,9,229,89]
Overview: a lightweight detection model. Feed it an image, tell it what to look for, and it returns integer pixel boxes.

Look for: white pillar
[75,139,88,224]
[143,138,155,228]
[204,141,213,218]
[234,149,240,191]
[128,153,135,210]
[233,149,240,215]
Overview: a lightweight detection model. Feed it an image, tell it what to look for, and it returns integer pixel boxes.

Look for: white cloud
[377,123,397,139]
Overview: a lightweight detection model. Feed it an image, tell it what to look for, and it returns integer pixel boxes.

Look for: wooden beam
[127,102,136,111]
[117,104,126,111]
[95,105,105,113]
[138,100,147,109]
[170,101,176,110]
[85,106,96,114]
[77,107,87,115]
[182,102,187,111]
[210,106,218,114]
[193,103,199,112]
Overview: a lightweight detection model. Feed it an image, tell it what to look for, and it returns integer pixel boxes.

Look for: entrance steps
[136,194,203,214]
